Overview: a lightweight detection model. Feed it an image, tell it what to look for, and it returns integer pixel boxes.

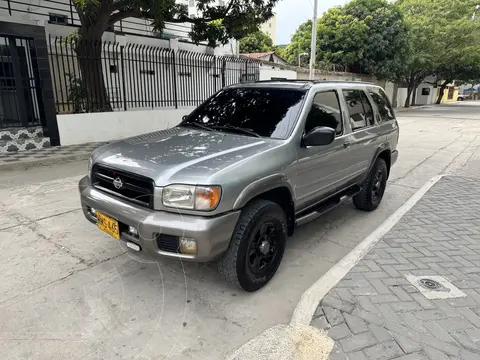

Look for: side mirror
[302,126,335,147]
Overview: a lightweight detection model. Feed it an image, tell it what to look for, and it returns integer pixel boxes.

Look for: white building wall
[259,67,297,80]
[383,81,395,105]
[57,107,195,145]
[396,88,408,108]
[415,83,435,105]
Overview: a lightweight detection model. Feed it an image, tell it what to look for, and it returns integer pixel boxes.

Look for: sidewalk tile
[394,333,422,354]
[310,177,480,360]
[369,323,393,343]
[324,306,345,326]
[344,313,369,334]
[363,341,404,360]
[345,351,367,360]
[339,331,377,353]
[423,321,455,343]
[351,308,385,327]
[311,315,329,330]
[422,346,450,360]
[385,352,427,360]
[328,323,352,341]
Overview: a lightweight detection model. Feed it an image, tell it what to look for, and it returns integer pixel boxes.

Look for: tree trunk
[411,84,418,106]
[404,85,413,108]
[75,38,111,112]
[392,83,399,108]
[436,80,450,105]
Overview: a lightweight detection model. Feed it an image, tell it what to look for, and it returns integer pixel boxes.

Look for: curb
[0,153,90,172]
[290,175,445,326]
[395,105,432,113]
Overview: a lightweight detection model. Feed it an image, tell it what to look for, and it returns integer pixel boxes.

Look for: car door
[294,90,355,211]
[367,86,399,149]
[341,89,379,183]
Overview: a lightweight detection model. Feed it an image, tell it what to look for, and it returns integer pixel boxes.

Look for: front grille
[91,165,154,208]
[155,234,180,253]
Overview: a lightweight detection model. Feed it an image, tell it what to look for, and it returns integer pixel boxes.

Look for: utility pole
[473,4,480,20]
[309,0,318,80]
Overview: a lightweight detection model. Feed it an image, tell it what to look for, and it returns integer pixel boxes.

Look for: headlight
[162,185,222,211]
[87,156,93,179]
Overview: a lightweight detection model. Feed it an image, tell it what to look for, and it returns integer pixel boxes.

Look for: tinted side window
[305,91,343,135]
[360,91,374,126]
[343,90,368,131]
[368,88,395,123]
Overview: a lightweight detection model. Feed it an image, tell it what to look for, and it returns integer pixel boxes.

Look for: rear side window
[343,90,373,131]
[305,91,343,135]
[368,87,395,123]
[360,91,374,126]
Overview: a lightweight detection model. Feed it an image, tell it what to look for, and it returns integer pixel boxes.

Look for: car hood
[93,127,278,186]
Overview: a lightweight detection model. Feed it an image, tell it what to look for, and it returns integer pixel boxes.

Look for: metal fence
[48,37,260,114]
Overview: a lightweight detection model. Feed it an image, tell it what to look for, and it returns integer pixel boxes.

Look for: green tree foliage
[397,0,480,106]
[342,0,409,78]
[283,20,313,65]
[273,44,287,58]
[283,0,408,78]
[317,8,370,70]
[72,0,277,45]
[239,31,274,53]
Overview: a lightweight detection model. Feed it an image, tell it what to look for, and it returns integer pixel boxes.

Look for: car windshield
[180,87,307,139]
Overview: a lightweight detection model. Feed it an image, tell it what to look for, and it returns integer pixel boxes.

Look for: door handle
[343,142,351,149]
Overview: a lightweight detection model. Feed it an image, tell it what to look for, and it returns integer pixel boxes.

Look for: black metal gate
[0,35,42,129]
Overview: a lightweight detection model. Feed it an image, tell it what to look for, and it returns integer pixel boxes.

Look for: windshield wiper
[181,122,213,132]
[210,125,261,138]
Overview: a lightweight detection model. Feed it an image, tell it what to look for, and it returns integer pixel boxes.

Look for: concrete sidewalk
[0,142,107,171]
[311,176,480,360]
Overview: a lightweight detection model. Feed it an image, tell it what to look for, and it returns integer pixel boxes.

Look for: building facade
[0,0,238,55]
[260,13,277,44]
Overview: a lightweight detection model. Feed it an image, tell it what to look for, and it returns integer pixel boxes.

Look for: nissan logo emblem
[113,177,123,190]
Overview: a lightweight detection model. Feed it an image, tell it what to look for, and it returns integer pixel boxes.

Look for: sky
[275,0,346,45]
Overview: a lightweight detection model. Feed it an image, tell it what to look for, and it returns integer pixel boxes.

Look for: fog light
[90,207,97,216]
[128,226,138,237]
[179,237,197,255]
[126,242,141,252]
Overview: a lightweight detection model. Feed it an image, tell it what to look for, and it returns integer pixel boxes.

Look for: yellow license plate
[96,212,120,240]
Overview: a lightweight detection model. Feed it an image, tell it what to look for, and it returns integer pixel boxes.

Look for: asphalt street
[0,102,479,360]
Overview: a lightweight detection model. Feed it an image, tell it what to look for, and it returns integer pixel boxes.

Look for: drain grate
[418,278,450,292]
[405,275,466,300]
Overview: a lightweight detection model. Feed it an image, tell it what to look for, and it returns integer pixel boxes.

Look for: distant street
[1,102,480,359]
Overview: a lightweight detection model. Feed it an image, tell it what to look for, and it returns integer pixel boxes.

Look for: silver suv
[79,80,399,292]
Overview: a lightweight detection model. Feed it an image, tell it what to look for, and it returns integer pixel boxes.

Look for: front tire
[354,158,388,211]
[217,199,287,292]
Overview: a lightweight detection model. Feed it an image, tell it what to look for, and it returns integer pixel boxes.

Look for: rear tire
[217,199,287,292]
[353,158,388,211]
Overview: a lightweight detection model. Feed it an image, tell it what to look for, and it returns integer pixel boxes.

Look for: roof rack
[253,79,375,85]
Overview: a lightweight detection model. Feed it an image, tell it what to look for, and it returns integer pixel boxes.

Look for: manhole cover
[418,278,444,291]
[406,275,465,299]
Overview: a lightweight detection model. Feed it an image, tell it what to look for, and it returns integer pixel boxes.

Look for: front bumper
[78,176,240,262]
